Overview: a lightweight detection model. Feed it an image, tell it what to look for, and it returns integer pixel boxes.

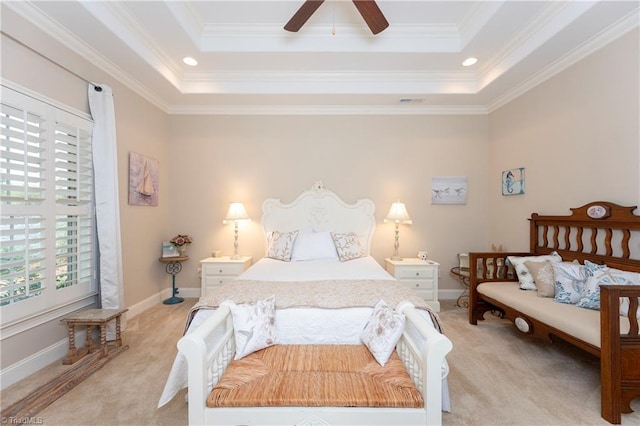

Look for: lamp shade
[223,202,250,224]
[384,201,412,224]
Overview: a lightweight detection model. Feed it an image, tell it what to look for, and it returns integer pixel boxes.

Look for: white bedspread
[157,257,451,410]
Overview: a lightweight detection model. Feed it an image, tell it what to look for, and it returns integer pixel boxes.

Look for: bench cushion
[478,281,631,348]
[207,344,423,408]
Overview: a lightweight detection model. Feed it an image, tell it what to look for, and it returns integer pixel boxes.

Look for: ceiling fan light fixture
[183,56,198,66]
[462,57,478,67]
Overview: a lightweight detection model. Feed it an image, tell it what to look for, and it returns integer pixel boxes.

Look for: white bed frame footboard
[177,302,453,426]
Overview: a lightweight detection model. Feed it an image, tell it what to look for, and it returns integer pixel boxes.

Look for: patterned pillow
[577,262,640,315]
[331,232,365,262]
[360,299,405,366]
[552,261,588,305]
[266,230,299,261]
[524,260,555,297]
[507,252,562,290]
[229,295,277,359]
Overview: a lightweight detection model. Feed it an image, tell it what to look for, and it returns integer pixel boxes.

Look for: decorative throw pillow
[266,230,299,261]
[507,252,562,290]
[577,262,640,316]
[360,299,405,366]
[524,260,555,297]
[331,232,365,262]
[552,261,588,305]
[291,229,339,262]
[229,295,277,359]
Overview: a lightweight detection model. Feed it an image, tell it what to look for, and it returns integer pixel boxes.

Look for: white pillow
[229,295,277,359]
[266,230,298,262]
[331,232,365,262]
[507,251,562,290]
[291,229,339,262]
[360,299,405,366]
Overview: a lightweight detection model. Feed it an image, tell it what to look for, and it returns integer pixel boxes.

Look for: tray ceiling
[4,1,639,114]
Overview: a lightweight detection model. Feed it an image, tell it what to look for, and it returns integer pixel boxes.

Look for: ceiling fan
[284,0,389,35]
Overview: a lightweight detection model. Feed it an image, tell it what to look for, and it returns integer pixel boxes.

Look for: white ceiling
[7,1,640,114]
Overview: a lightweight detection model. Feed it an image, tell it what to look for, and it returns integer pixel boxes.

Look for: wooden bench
[60,308,127,364]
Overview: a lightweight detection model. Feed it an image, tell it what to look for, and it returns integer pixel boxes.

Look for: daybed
[158,182,453,426]
[468,201,640,424]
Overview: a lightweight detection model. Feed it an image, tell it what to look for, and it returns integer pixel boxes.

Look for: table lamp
[223,202,250,260]
[384,201,412,261]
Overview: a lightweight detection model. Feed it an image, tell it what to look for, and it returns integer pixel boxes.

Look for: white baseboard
[0,286,202,391]
[0,330,87,391]
[439,288,466,301]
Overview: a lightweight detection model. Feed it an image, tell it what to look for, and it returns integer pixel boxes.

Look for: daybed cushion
[524,260,555,297]
[477,281,632,348]
[507,252,562,290]
[207,344,423,408]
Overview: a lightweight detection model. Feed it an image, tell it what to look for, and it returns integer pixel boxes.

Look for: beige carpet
[1,300,639,425]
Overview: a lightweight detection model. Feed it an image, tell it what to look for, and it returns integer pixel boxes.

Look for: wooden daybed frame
[468,201,640,424]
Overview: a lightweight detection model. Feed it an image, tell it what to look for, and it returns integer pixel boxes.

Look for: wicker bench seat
[207,344,423,408]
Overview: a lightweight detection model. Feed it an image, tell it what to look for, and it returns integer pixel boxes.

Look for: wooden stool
[60,308,128,365]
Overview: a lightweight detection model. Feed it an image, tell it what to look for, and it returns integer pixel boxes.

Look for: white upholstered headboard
[261,181,376,255]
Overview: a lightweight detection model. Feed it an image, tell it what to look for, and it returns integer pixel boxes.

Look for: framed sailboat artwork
[129,152,159,206]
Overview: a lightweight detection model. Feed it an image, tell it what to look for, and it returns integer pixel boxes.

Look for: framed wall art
[502,167,525,196]
[431,176,467,205]
[129,152,159,206]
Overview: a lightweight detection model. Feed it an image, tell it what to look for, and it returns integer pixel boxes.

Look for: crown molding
[5,1,170,113]
[487,8,639,113]
[477,1,594,91]
[179,70,477,94]
[458,0,504,49]
[167,104,488,116]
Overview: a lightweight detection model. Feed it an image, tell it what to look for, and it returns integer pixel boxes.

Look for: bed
[158,181,453,425]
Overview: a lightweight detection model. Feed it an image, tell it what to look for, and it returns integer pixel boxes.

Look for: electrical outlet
[197,267,202,277]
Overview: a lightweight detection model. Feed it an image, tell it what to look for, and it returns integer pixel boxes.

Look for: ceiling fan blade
[352,0,389,35]
[284,0,325,32]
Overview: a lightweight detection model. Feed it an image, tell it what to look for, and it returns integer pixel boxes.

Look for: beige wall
[488,29,640,251]
[1,9,171,368]
[167,114,490,292]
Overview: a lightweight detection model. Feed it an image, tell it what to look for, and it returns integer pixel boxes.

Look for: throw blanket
[187,279,443,333]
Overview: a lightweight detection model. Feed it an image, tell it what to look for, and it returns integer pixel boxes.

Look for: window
[1,85,96,328]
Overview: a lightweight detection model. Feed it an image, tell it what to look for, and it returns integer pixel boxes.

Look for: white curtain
[88,84,126,333]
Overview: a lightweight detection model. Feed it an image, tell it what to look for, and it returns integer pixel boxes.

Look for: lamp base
[230,254,242,260]
[391,256,402,261]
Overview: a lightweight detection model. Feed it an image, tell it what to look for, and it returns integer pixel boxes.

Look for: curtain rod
[1,30,103,92]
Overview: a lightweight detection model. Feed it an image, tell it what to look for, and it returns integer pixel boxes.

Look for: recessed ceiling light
[183,56,198,66]
[462,57,478,67]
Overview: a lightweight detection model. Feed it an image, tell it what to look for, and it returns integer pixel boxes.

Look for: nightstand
[385,258,440,312]
[200,256,252,297]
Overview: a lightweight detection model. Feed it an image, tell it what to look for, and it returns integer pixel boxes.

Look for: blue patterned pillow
[552,261,587,305]
[577,262,640,311]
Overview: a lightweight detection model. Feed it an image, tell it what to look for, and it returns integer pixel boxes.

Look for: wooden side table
[159,255,188,304]
[60,308,128,365]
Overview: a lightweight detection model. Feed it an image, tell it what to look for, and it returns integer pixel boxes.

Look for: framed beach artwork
[129,152,159,206]
[431,176,467,205]
[502,167,525,196]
